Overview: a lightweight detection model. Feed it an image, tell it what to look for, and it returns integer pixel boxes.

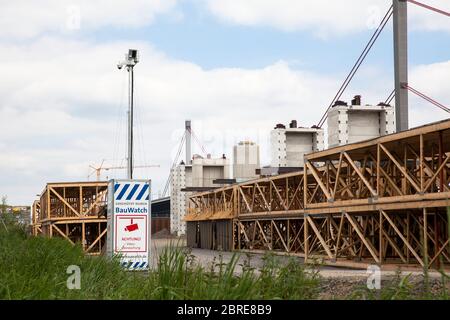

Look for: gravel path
[150,238,446,278]
[150,238,450,299]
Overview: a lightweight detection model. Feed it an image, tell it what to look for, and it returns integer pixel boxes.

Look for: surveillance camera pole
[117,50,139,179]
[128,64,135,179]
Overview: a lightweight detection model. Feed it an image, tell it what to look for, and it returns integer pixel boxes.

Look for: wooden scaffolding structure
[186,119,450,269]
[31,181,108,255]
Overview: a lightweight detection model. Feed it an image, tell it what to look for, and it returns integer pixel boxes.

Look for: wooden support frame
[344,212,380,263]
[380,210,424,266]
[343,152,377,197]
[187,119,450,269]
[34,181,108,255]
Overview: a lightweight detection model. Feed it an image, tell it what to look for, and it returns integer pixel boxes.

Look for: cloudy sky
[0,0,449,204]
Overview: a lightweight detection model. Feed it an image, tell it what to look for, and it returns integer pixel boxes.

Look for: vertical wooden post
[237,188,240,216]
[304,214,309,262]
[420,134,424,193]
[237,221,240,250]
[47,189,51,220]
[379,210,383,264]
[303,170,308,207]
[439,131,444,192]
[269,181,272,212]
[335,212,344,259]
[377,143,381,195]
[234,188,238,217]
[79,186,83,215]
[403,143,407,194]
[431,144,435,193]
[270,219,273,250]
[82,222,86,251]
[327,215,331,251]
[287,219,290,252]
[406,212,410,263]
[286,178,289,209]
[231,219,235,251]
[434,211,440,269]
[63,187,66,217]
[98,222,102,253]
[423,208,428,269]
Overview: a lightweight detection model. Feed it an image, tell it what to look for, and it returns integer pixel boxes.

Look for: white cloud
[0,36,337,203]
[2,0,449,41]
[205,0,450,36]
[0,35,449,204]
[409,0,450,33]
[409,60,450,127]
[0,0,178,39]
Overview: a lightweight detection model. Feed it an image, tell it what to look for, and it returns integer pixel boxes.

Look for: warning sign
[115,215,147,252]
[107,179,151,271]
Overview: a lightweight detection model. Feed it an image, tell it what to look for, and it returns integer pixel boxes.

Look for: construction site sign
[107,179,151,271]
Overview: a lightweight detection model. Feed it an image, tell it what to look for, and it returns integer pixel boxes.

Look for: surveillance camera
[128,49,139,63]
[117,63,123,70]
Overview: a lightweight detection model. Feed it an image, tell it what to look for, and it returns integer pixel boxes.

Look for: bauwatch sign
[107,179,151,270]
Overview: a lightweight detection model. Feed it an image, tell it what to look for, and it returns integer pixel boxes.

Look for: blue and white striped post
[107,179,151,271]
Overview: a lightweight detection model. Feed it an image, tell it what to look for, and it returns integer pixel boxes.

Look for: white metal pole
[127,66,134,179]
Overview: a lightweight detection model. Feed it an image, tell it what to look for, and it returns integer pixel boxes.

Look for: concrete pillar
[393,0,409,132]
[185,120,192,164]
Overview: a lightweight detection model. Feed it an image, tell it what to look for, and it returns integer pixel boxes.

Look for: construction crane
[88,160,160,181]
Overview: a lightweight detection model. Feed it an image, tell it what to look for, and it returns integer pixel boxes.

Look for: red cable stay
[407,0,450,17]
[402,83,450,113]
[383,1,449,111]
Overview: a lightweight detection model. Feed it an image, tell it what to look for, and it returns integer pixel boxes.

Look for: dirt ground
[150,238,450,299]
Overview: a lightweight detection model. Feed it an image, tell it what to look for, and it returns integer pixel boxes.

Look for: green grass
[347,270,450,300]
[0,216,319,300]
[0,215,448,300]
